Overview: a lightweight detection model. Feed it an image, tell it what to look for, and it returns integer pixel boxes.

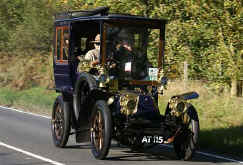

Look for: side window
[56,28,61,60]
[55,26,69,63]
[147,29,159,67]
[81,37,88,52]
[63,28,69,60]
[134,34,140,49]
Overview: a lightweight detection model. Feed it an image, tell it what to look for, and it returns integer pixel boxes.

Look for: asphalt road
[0,106,241,165]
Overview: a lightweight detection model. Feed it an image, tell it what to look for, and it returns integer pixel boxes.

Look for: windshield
[106,24,160,81]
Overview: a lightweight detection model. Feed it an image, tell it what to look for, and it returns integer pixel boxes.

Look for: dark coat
[114,47,148,80]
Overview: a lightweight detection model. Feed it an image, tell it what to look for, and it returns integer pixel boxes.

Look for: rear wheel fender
[73,72,97,121]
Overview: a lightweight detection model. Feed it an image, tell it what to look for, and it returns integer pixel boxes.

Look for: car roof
[55,9,167,26]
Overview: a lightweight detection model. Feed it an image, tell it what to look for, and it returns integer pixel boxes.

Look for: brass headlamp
[119,92,139,116]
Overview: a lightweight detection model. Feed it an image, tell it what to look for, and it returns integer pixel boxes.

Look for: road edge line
[0,105,50,119]
[160,144,243,164]
[0,142,65,165]
[197,151,243,164]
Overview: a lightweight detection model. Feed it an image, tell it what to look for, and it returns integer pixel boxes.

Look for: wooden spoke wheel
[90,100,112,160]
[92,110,104,151]
[51,96,70,148]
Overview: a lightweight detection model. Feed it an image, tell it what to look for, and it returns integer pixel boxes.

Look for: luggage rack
[55,6,109,20]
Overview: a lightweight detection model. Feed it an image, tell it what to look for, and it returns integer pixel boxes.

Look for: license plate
[142,136,164,144]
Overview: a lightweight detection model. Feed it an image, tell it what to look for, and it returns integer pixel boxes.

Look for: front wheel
[173,105,199,160]
[90,100,112,160]
[51,96,71,148]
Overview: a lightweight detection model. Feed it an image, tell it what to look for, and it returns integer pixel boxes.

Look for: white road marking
[1,105,243,164]
[197,151,243,164]
[160,144,243,164]
[0,105,50,119]
[0,142,65,165]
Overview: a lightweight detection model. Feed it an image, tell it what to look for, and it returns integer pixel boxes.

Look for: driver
[114,39,134,79]
[114,37,148,80]
[84,34,100,67]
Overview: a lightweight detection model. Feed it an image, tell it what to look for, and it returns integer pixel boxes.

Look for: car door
[53,26,73,90]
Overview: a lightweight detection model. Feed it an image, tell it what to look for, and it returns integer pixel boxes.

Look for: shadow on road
[199,125,243,161]
[65,142,241,164]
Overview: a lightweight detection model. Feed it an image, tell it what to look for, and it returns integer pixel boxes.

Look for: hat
[91,34,100,43]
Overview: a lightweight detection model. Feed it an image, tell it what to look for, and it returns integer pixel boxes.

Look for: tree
[195,0,242,96]
[0,0,25,51]
[0,0,57,54]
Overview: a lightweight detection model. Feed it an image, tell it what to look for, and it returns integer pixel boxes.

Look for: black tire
[80,80,91,106]
[51,96,71,148]
[90,100,112,160]
[74,72,97,121]
[173,105,199,160]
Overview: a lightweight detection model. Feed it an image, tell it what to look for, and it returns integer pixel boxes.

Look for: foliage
[0,0,242,92]
[0,0,57,53]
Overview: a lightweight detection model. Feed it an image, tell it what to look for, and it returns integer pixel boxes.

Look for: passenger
[84,34,100,67]
[63,33,69,60]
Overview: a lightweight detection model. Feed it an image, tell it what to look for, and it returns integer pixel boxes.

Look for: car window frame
[55,26,69,64]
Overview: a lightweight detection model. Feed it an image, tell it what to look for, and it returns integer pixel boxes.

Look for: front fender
[165,92,199,123]
[172,92,199,100]
[73,72,97,121]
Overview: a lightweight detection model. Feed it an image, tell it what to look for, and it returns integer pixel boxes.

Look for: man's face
[122,41,132,51]
[94,42,100,50]
[65,39,69,45]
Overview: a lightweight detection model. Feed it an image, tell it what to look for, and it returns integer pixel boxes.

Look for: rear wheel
[90,100,112,160]
[80,81,90,106]
[51,96,71,148]
[173,106,199,160]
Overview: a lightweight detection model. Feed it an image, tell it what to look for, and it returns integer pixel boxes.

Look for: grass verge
[0,87,57,116]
